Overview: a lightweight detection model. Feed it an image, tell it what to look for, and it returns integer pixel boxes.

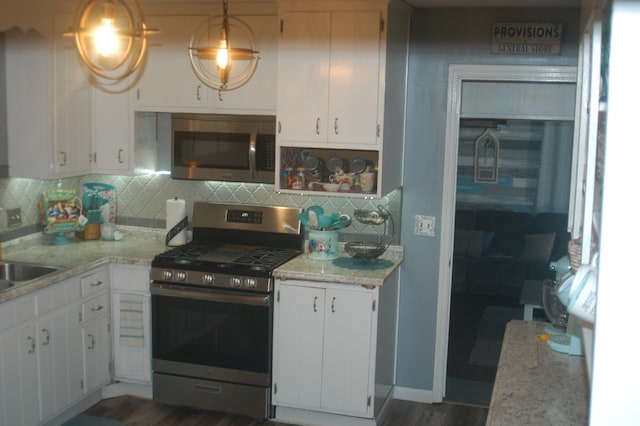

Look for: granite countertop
[487,320,590,425]
[274,245,403,287]
[0,226,167,303]
[1,230,404,302]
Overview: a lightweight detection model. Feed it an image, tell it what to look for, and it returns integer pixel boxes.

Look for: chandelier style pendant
[65,0,157,81]
[189,0,260,94]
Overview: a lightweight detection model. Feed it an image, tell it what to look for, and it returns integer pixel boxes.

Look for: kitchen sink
[0,261,61,288]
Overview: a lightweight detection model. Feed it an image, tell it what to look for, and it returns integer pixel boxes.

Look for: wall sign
[492,23,562,55]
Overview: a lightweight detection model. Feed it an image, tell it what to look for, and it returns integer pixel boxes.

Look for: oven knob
[175,271,187,281]
[244,278,257,288]
[162,270,173,280]
[203,274,214,285]
[230,277,242,287]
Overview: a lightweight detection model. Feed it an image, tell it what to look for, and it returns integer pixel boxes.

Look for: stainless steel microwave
[171,113,276,183]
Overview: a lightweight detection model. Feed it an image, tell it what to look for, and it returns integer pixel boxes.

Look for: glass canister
[291,168,305,189]
[308,230,339,260]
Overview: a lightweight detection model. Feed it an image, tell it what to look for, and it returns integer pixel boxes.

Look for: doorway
[433,65,579,404]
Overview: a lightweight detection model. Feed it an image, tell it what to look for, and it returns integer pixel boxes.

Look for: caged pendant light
[189,0,260,95]
[65,0,158,81]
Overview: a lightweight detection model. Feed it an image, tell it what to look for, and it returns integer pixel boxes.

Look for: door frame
[433,64,579,401]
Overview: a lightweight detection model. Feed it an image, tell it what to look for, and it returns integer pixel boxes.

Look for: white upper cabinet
[275,0,410,197]
[210,14,279,113]
[132,15,210,111]
[6,12,92,179]
[277,10,381,146]
[92,78,133,174]
[132,13,278,114]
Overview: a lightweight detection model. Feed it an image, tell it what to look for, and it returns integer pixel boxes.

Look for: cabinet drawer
[36,277,81,316]
[81,269,109,297]
[82,292,109,323]
[0,295,35,333]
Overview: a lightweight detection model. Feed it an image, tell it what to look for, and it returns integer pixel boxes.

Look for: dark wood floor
[83,395,488,426]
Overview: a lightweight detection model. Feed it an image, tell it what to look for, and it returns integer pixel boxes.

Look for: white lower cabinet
[37,303,84,422]
[82,315,111,394]
[79,268,112,395]
[0,267,112,425]
[273,280,377,419]
[0,323,39,426]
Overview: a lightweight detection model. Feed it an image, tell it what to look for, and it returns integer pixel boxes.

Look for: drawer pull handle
[91,305,104,312]
[195,385,223,395]
[90,280,103,287]
[42,328,50,346]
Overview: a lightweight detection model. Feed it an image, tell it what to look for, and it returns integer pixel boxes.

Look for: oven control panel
[151,268,272,292]
[227,209,263,224]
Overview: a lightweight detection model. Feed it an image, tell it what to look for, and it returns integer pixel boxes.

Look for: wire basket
[346,205,394,261]
[344,242,388,260]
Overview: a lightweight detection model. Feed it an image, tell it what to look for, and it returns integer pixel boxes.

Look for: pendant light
[189,0,259,95]
[65,0,158,81]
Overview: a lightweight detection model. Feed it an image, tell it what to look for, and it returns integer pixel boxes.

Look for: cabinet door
[327,11,381,146]
[38,305,84,422]
[134,15,209,110]
[93,80,132,174]
[53,12,92,177]
[211,14,279,113]
[321,288,374,416]
[277,12,331,143]
[83,315,111,394]
[0,325,39,426]
[273,283,325,409]
[6,14,91,179]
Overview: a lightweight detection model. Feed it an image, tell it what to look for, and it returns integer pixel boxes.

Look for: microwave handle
[249,130,258,179]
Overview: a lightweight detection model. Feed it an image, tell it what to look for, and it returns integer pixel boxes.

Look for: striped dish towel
[119,294,144,347]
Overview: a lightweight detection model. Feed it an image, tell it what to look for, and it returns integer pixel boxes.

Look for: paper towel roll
[166,198,187,246]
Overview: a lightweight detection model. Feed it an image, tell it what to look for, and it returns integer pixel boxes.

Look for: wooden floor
[83,395,488,426]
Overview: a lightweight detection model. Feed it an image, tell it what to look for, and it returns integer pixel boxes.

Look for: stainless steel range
[150,202,302,419]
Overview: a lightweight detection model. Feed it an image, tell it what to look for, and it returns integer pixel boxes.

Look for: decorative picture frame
[42,189,83,233]
[474,129,500,183]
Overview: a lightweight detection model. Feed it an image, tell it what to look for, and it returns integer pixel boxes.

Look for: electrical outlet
[7,208,22,228]
[415,215,436,237]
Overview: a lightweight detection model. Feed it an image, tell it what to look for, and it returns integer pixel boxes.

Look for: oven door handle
[150,284,271,307]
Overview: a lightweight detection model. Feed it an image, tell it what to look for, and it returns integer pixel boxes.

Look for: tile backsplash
[0,174,402,244]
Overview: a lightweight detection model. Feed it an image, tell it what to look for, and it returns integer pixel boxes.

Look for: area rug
[63,414,125,426]
[469,306,523,367]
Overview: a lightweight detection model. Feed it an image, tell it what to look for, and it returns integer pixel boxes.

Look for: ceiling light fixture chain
[189,0,260,95]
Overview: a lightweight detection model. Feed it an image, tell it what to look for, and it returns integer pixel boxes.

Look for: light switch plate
[7,207,22,228]
[415,215,436,237]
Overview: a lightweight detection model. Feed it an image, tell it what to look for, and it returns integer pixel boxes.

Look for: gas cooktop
[152,243,301,275]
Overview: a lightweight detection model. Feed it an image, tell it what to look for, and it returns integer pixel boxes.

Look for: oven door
[150,283,273,387]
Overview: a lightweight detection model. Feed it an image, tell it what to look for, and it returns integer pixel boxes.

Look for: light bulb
[94,18,118,57]
[216,38,229,70]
